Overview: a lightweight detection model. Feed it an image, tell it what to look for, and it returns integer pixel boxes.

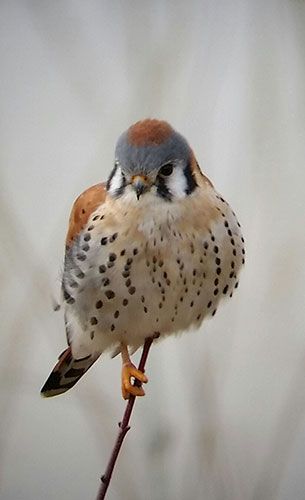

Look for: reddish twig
[96,335,157,500]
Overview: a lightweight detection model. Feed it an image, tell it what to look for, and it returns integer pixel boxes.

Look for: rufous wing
[66,182,107,247]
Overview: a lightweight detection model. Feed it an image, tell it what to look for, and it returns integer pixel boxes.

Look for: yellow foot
[121,362,148,400]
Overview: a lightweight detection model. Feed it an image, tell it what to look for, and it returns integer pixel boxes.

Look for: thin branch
[96,335,157,500]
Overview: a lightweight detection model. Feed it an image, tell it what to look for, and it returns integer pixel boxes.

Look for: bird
[41,119,245,400]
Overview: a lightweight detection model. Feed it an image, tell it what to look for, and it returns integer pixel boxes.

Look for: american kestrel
[41,119,245,400]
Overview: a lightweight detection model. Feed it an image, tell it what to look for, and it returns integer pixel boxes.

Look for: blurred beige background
[1,1,305,499]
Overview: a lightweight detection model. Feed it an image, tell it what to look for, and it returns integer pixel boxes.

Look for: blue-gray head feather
[115,119,191,174]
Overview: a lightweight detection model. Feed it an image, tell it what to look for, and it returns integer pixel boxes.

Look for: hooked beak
[131,175,150,200]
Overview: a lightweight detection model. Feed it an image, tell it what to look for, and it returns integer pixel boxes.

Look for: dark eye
[159,163,173,176]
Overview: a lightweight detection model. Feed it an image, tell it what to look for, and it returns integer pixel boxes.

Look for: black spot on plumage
[88,225,94,231]
[99,265,106,273]
[184,162,198,195]
[109,253,117,262]
[156,176,172,201]
[223,285,229,294]
[83,233,91,242]
[96,300,103,309]
[63,289,75,304]
[77,253,86,261]
[128,286,136,295]
[101,237,108,245]
[105,290,115,299]
[90,317,98,325]
[109,233,118,242]
[92,215,99,221]
[106,164,126,197]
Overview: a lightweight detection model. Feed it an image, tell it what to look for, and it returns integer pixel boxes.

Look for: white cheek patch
[108,166,124,196]
[166,166,187,198]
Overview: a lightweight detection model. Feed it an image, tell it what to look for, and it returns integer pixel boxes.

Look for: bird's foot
[121,362,148,400]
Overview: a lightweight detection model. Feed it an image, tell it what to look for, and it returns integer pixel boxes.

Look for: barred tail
[40,347,99,398]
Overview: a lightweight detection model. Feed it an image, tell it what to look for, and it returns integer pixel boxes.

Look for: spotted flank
[40,347,98,398]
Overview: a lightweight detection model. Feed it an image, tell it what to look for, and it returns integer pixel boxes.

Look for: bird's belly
[73,227,241,349]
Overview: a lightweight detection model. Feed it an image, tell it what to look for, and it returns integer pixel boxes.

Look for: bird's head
[106,119,198,202]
